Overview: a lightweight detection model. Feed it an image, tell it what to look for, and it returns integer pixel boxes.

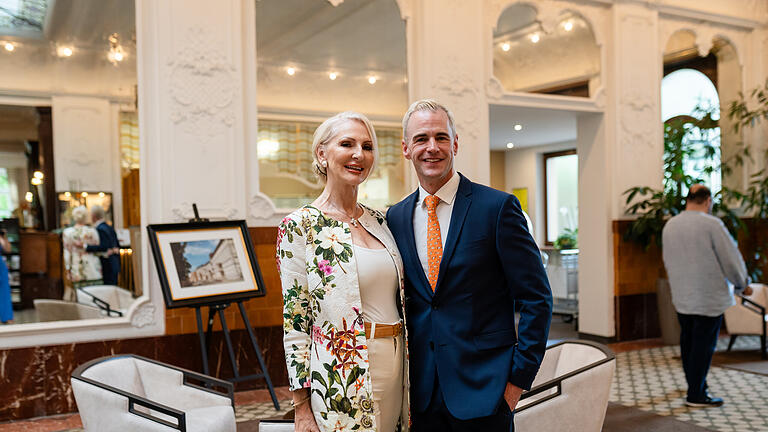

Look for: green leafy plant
[623,109,739,249]
[554,228,578,250]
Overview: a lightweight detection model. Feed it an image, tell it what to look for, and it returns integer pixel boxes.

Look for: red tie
[425,195,442,291]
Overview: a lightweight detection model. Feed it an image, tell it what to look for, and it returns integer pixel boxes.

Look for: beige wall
[489,150,507,192]
[504,141,576,246]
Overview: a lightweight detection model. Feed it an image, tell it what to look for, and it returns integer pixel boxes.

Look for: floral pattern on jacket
[62,225,102,283]
[277,205,410,431]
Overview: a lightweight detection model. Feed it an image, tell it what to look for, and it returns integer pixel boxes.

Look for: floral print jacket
[277,205,410,431]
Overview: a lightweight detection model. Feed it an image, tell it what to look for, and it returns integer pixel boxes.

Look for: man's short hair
[686,185,712,204]
[402,99,457,140]
[90,205,105,221]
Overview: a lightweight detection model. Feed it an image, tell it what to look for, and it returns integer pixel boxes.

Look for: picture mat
[156,227,258,300]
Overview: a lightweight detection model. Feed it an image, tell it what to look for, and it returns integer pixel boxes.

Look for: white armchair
[724,283,767,359]
[34,299,105,322]
[71,354,236,432]
[76,285,135,317]
[514,340,616,432]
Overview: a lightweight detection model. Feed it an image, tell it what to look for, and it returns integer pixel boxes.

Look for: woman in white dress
[277,112,409,431]
[62,206,102,300]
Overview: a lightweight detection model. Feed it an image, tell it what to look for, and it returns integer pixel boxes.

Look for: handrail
[76,287,123,317]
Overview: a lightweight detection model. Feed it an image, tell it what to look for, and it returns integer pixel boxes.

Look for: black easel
[188,204,280,410]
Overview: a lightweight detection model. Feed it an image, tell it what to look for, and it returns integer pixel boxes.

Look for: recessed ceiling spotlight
[368,76,377,85]
[501,42,511,52]
[286,67,296,76]
[57,46,74,57]
[506,142,515,149]
[3,42,14,52]
[329,72,338,80]
[514,124,522,131]
[563,21,574,32]
[529,33,540,43]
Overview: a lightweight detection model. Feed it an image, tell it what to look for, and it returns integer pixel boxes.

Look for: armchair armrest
[72,373,187,431]
[738,295,766,317]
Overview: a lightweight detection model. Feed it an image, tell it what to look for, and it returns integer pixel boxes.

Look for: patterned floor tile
[611,336,768,432]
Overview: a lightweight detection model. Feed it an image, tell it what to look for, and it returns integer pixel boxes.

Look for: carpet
[711,350,768,376]
[602,403,714,432]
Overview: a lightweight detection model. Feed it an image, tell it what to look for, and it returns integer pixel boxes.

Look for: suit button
[429,342,434,350]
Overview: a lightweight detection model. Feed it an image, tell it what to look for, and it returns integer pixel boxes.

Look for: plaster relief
[167,26,238,141]
[130,302,156,329]
[432,64,481,144]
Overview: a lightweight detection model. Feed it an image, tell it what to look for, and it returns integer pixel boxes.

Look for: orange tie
[425,195,443,291]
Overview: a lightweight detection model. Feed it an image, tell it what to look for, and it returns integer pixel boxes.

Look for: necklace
[327,202,362,227]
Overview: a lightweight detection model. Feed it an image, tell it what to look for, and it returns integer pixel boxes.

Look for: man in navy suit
[387,99,552,431]
[86,205,121,285]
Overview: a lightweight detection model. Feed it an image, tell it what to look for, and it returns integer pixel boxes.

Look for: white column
[138,0,254,224]
[405,0,490,185]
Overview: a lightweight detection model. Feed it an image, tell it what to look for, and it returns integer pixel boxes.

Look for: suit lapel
[401,190,433,298]
[435,174,472,293]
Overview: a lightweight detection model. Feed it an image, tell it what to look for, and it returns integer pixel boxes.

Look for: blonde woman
[62,206,102,300]
[277,112,409,431]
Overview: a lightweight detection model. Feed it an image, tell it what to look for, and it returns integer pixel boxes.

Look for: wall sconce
[25,192,33,202]
[57,45,74,57]
[107,33,125,65]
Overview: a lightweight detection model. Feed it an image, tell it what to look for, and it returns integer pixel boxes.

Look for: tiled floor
[610,335,768,432]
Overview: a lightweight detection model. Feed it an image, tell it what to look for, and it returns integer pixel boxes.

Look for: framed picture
[146,220,266,309]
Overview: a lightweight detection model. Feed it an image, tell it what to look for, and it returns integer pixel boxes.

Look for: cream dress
[354,244,404,432]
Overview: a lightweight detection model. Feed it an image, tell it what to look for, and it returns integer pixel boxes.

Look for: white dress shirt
[413,172,460,281]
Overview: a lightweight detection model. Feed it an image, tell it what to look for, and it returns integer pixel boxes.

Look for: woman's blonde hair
[311,111,378,183]
[71,206,89,225]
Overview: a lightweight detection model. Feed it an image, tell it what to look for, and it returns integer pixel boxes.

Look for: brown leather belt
[364,321,403,339]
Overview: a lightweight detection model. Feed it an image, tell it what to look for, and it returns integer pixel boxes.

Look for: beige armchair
[76,285,135,317]
[34,299,105,322]
[724,283,767,359]
[514,340,616,432]
[71,354,235,432]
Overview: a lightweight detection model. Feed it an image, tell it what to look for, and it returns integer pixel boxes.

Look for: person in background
[0,229,14,324]
[62,206,102,300]
[86,205,121,285]
[662,184,752,407]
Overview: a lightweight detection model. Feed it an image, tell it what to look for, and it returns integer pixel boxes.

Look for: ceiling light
[514,124,522,131]
[64,192,71,198]
[57,46,74,57]
[99,192,105,197]
[506,142,515,149]
[329,72,338,80]
[563,21,574,32]
[286,67,296,76]
[81,192,88,197]
[530,33,540,43]
[501,42,510,52]
[3,42,14,52]
[368,76,377,85]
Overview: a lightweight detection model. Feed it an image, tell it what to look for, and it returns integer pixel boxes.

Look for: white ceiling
[256,0,406,75]
[489,104,578,150]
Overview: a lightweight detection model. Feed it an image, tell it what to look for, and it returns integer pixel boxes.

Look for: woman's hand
[294,399,320,432]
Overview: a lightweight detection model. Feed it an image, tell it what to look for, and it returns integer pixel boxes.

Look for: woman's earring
[321,160,328,167]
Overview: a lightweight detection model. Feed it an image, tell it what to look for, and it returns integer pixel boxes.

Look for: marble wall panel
[0,327,287,422]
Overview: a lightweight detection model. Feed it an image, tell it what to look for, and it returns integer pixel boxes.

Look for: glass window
[661,68,721,195]
[257,120,406,209]
[0,168,13,218]
[544,150,578,244]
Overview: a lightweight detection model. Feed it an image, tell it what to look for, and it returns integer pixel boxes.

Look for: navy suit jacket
[86,222,121,285]
[386,173,552,419]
